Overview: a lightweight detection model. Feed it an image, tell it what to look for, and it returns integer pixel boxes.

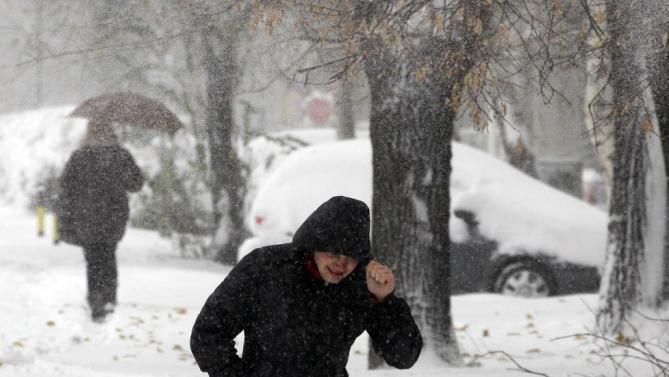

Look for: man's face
[313,251,359,284]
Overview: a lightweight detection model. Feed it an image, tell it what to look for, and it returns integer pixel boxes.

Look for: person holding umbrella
[58,119,144,322]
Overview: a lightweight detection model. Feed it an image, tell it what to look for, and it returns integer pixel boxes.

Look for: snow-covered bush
[127,130,213,238]
[0,106,85,210]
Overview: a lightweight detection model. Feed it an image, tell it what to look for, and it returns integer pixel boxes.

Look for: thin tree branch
[479,351,549,377]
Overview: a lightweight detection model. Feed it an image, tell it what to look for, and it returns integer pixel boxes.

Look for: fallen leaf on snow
[46,320,55,327]
[173,345,184,352]
[482,329,490,337]
[525,348,541,353]
[175,308,187,315]
[130,316,145,324]
[12,341,24,348]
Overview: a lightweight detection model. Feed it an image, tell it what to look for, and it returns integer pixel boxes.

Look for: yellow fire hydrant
[37,206,60,244]
[36,206,45,237]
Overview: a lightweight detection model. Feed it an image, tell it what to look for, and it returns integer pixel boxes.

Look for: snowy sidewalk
[0,207,227,377]
[0,207,658,376]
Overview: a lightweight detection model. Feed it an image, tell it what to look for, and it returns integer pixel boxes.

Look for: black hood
[292,196,371,261]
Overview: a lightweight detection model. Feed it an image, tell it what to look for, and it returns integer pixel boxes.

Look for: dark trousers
[82,242,118,316]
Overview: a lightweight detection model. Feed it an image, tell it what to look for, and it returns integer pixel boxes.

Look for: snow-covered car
[241,128,369,208]
[240,138,608,298]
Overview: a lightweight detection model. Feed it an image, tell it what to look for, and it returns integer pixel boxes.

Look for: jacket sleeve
[58,152,85,216]
[366,294,423,369]
[119,148,144,193]
[190,253,257,377]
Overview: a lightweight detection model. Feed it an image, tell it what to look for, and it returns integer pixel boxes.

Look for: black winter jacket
[58,145,143,246]
[191,196,422,377]
[191,246,422,377]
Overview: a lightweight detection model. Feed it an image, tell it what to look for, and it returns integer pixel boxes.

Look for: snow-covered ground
[1,206,666,377]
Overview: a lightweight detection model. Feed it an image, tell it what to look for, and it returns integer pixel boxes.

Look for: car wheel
[493,262,553,298]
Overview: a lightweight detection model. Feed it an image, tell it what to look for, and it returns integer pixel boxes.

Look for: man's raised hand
[366,260,395,301]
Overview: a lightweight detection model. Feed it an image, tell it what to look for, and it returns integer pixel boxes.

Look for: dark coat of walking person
[190,196,423,377]
[58,121,144,322]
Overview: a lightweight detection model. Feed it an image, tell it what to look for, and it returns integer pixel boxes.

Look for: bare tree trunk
[203,29,247,265]
[365,41,463,366]
[596,0,665,333]
[357,0,493,365]
[646,8,669,300]
[336,78,356,140]
[88,0,129,93]
[34,0,44,107]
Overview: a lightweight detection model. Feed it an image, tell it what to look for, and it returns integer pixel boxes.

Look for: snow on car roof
[249,138,607,267]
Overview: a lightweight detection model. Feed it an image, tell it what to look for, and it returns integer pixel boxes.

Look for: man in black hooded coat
[190,196,423,377]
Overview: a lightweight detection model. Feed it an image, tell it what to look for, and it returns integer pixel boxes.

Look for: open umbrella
[70,92,184,135]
